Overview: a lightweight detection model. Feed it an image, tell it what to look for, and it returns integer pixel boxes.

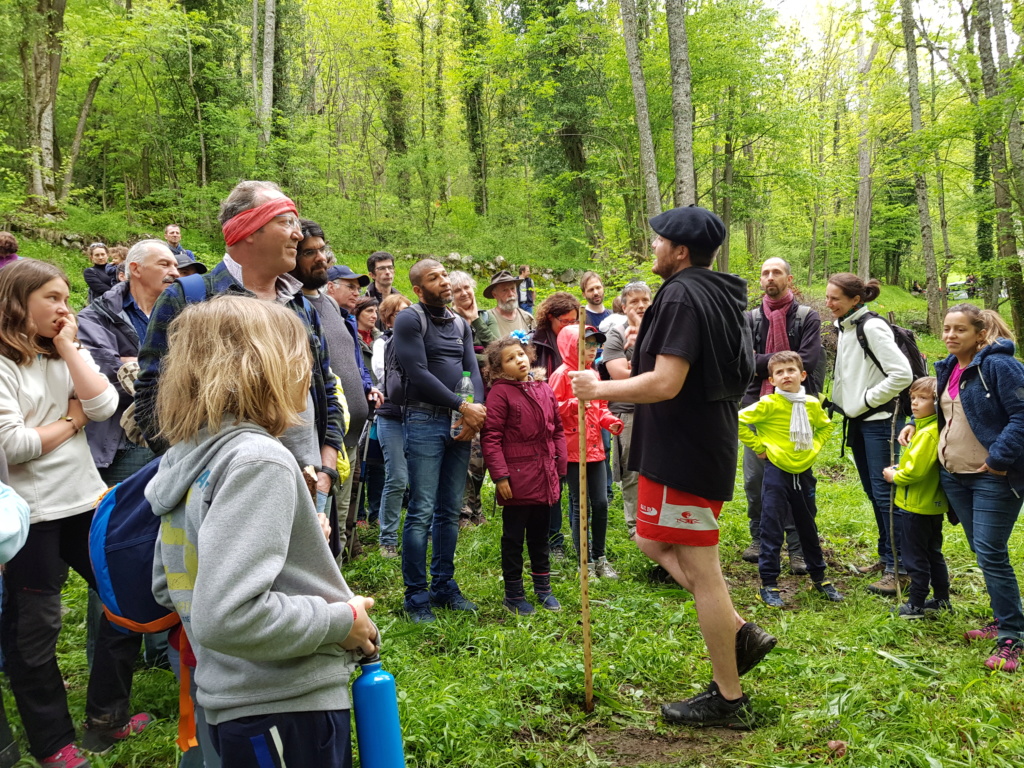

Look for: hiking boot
[661,681,754,729]
[551,546,565,562]
[866,572,910,596]
[469,514,486,526]
[81,712,152,755]
[431,590,478,612]
[536,593,561,611]
[965,619,1000,643]
[789,555,808,575]
[405,603,436,624]
[503,596,536,615]
[595,557,619,579]
[627,526,636,541]
[741,543,761,563]
[893,602,925,620]
[856,560,885,574]
[813,581,844,602]
[532,573,561,611]
[759,587,784,608]
[380,544,399,558]
[985,638,1022,672]
[735,622,777,676]
[40,744,91,768]
[922,598,952,615]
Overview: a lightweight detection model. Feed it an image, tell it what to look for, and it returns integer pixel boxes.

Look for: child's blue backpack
[89,456,178,634]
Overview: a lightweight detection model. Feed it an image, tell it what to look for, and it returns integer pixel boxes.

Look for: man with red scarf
[740,258,823,572]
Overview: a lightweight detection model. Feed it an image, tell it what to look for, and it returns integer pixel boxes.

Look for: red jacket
[481,373,568,506]
[548,325,623,464]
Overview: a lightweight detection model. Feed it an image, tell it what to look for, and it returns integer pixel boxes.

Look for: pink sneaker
[965,619,1000,642]
[985,638,1022,672]
[40,744,91,768]
[81,712,152,755]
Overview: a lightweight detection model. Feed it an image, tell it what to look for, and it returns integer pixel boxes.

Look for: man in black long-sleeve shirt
[393,259,486,623]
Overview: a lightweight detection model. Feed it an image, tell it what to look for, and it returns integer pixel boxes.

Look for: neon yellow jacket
[738,393,833,474]
[891,414,947,515]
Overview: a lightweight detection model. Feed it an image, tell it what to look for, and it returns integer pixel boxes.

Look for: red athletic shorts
[635,475,723,546]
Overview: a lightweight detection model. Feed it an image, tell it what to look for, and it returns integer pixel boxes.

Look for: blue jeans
[848,417,906,573]
[376,415,407,548]
[566,461,609,561]
[940,469,1024,640]
[401,407,471,607]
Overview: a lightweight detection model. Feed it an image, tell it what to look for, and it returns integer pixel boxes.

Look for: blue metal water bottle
[353,653,406,768]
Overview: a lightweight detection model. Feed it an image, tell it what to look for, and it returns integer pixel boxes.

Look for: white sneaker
[595,557,619,580]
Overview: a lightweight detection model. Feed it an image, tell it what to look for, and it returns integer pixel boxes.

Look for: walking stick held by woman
[577,319,595,713]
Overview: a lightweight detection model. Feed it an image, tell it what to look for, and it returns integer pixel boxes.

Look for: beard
[297,268,328,291]
[421,284,452,306]
[498,296,518,314]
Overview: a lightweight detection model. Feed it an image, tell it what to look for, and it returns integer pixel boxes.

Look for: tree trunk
[620,0,660,219]
[558,125,602,246]
[252,0,260,113]
[720,121,733,273]
[259,0,276,147]
[665,0,695,206]
[60,50,120,202]
[20,0,67,207]
[379,0,410,204]
[899,0,941,334]
[929,49,952,318]
[854,2,879,281]
[977,0,1024,332]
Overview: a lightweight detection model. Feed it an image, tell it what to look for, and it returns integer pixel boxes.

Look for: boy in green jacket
[739,351,842,607]
[883,376,950,619]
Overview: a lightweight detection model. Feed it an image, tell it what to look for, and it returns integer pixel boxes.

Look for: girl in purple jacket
[481,336,568,615]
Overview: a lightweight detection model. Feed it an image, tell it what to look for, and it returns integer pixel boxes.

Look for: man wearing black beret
[571,205,773,728]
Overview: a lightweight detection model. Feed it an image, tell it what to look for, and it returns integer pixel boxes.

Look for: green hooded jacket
[891,413,948,515]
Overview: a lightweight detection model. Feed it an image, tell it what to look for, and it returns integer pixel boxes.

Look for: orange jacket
[548,325,623,464]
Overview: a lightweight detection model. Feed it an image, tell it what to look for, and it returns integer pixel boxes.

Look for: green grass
[5,425,1024,768]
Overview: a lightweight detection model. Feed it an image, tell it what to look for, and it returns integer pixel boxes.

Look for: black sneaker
[430,591,478,612]
[813,581,844,602]
[735,622,777,676]
[892,602,925,620]
[405,603,436,624]
[759,587,784,608]
[661,681,754,729]
[922,598,952,615]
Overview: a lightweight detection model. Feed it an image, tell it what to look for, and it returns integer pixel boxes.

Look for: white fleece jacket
[0,349,118,522]
[832,306,913,421]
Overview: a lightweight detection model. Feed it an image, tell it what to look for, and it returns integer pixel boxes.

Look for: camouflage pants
[462,434,486,518]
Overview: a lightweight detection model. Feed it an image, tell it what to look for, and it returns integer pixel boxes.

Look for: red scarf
[760,290,794,396]
[221,197,298,246]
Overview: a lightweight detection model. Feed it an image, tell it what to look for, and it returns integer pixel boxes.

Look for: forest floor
[3,239,1023,767]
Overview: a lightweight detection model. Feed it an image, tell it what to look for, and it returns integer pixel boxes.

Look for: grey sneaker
[380,544,399,558]
[856,560,885,574]
[789,555,808,575]
[741,543,761,563]
[595,557,619,579]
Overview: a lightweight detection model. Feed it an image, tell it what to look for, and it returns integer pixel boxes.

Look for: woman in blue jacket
[926,304,1024,672]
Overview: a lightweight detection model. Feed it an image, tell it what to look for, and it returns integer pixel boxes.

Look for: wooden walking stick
[888,407,904,604]
[578,321,595,713]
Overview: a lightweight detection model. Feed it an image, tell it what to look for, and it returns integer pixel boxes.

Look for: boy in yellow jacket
[739,351,841,607]
[883,377,950,619]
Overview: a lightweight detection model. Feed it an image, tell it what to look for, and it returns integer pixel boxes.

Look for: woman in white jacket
[0,260,147,768]
[826,273,913,597]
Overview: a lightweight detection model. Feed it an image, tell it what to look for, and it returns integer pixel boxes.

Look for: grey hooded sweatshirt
[148,422,360,725]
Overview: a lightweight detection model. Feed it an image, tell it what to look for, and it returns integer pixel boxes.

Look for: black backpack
[750,305,827,395]
[849,310,928,417]
[382,304,467,406]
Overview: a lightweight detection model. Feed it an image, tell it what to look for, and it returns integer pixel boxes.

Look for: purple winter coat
[481,373,568,507]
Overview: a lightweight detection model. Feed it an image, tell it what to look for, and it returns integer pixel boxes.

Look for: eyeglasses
[584,340,599,349]
[88,243,106,249]
[300,246,328,258]
[273,214,301,229]
[375,265,396,273]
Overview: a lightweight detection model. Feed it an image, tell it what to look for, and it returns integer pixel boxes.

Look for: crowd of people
[0,184,1022,765]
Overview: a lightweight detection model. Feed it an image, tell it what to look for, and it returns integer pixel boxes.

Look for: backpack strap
[178,273,208,305]
[851,311,899,419]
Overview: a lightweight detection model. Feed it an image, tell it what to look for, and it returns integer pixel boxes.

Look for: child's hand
[882,466,896,483]
[756,452,767,460]
[341,595,378,656]
[610,420,624,436]
[496,478,513,500]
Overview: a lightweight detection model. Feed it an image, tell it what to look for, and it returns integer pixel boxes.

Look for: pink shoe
[965,619,1000,642]
[81,712,153,754]
[985,638,1022,672]
[40,744,91,768]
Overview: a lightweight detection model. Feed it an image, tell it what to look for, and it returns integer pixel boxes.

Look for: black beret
[649,205,726,251]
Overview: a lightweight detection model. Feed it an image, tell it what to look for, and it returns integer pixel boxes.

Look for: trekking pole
[888,407,903,604]
[578,321,594,713]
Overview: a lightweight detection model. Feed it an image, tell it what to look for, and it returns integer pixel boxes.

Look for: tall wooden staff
[577,320,594,712]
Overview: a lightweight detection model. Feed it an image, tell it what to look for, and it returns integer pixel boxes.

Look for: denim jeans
[940,469,1024,640]
[566,461,609,561]
[401,406,471,607]
[375,415,407,548]
[848,416,906,572]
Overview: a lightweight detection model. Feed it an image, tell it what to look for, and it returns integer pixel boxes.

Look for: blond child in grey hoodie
[149,296,377,768]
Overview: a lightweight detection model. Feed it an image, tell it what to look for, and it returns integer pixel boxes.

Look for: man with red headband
[134,181,345,505]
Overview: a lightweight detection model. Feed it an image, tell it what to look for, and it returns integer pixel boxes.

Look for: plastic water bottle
[450,371,474,438]
[353,653,406,768]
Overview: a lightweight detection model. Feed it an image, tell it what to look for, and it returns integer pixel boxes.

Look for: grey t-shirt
[306,293,368,451]
[602,324,635,415]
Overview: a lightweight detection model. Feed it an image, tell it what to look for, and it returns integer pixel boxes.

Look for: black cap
[326,265,371,287]
[583,325,606,345]
[649,205,726,251]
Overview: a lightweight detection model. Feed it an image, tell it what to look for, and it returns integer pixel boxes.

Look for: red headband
[221,197,299,246]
